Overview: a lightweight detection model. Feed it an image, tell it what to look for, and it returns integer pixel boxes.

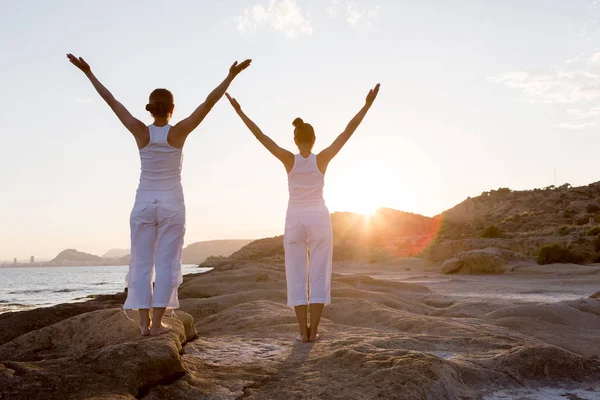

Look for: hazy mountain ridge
[27,240,253,267]
[101,249,129,259]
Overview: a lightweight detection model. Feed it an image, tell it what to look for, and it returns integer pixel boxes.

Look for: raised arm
[225,93,294,172]
[67,54,147,147]
[318,84,380,172]
[168,60,252,148]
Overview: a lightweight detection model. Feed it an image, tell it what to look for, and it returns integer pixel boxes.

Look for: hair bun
[292,117,304,128]
[145,103,156,113]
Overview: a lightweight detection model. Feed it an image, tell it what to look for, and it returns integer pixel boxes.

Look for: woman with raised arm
[67,54,251,336]
[225,84,380,342]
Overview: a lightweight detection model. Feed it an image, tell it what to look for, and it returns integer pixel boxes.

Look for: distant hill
[101,249,129,259]
[49,249,104,265]
[181,240,253,264]
[424,182,600,263]
[220,209,437,264]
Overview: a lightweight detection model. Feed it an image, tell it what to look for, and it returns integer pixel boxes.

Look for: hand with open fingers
[67,53,91,73]
[229,59,252,77]
[225,93,241,111]
[366,83,381,105]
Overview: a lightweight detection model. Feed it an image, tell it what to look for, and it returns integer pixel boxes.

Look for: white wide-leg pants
[123,195,185,310]
[284,212,333,307]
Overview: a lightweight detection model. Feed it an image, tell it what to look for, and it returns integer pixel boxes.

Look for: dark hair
[292,117,315,145]
[146,88,174,118]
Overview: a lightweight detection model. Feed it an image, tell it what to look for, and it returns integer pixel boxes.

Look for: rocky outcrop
[441,257,463,273]
[425,182,600,264]
[2,259,599,399]
[441,248,529,274]
[0,308,196,400]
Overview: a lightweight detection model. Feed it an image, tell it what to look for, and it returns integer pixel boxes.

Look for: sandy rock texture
[1,258,599,399]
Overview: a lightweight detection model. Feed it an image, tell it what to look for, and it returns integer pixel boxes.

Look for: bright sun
[343,198,379,216]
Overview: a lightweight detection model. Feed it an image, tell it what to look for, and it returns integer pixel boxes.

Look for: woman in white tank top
[226,84,380,342]
[67,54,251,336]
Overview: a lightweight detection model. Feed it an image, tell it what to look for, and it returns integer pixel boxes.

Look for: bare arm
[318,84,380,172]
[225,93,294,172]
[67,54,147,147]
[169,60,252,148]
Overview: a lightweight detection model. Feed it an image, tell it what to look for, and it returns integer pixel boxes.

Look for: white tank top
[135,124,183,197]
[287,153,328,214]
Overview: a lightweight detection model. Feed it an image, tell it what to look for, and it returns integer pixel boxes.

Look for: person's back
[287,153,326,214]
[225,85,380,343]
[137,124,183,197]
[67,53,251,336]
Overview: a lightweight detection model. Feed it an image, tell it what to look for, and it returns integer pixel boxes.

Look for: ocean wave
[8,289,46,295]
[0,304,35,315]
[93,282,108,286]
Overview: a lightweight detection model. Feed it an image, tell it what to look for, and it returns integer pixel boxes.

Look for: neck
[298,147,312,157]
[153,117,170,127]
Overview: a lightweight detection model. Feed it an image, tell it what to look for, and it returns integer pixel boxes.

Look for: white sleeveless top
[135,124,183,197]
[287,153,328,215]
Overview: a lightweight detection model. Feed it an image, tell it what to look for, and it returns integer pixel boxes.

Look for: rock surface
[441,257,463,273]
[1,258,599,399]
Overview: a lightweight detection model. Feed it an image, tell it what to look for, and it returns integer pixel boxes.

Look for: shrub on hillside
[558,225,573,236]
[587,203,600,213]
[562,209,575,218]
[536,244,585,265]
[586,226,600,236]
[482,225,501,238]
[575,216,591,226]
[594,234,600,252]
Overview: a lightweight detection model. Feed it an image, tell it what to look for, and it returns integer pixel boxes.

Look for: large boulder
[441,257,464,274]
[458,248,508,273]
[0,295,125,346]
[0,308,196,400]
[443,247,528,274]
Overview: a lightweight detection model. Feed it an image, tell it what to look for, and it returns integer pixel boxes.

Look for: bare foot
[296,334,309,343]
[309,333,320,342]
[140,324,150,336]
[149,323,171,336]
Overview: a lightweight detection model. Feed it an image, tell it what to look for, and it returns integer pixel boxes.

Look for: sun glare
[343,198,379,216]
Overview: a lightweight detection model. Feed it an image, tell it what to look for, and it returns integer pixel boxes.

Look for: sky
[1,0,600,260]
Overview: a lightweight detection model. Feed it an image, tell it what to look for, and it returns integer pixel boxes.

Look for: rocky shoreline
[1,259,599,399]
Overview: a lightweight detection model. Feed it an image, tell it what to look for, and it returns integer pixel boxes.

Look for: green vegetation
[594,234,600,252]
[536,244,585,265]
[558,225,573,236]
[482,225,501,238]
[586,226,600,236]
[587,203,600,213]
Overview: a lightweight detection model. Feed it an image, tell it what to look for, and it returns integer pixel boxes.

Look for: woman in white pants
[67,54,251,336]
[225,84,380,342]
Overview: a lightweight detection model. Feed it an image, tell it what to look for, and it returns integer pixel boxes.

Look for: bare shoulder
[316,151,329,175]
[283,150,295,173]
[166,124,186,149]
[135,125,151,149]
